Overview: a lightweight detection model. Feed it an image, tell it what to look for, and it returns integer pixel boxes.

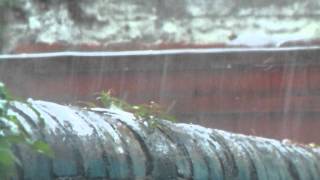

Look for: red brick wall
[1,48,320,143]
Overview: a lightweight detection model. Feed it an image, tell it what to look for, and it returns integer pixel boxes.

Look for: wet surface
[1,48,320,143]
[2,0,320,53]
[8,99,320,179]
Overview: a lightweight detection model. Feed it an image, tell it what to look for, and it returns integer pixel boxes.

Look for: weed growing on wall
[97,90,176,129]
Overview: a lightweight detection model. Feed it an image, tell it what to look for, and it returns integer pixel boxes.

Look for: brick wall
[1,48,320,143]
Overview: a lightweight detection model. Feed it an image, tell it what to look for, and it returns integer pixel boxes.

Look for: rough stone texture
[7,99,320,179]
[1,0,320,53]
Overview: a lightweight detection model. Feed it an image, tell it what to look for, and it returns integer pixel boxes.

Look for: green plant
[308,143,320,148]
[97,90,176,129]
[0,82,53,178]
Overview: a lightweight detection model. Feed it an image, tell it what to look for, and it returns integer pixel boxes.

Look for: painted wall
[1,48,320,143]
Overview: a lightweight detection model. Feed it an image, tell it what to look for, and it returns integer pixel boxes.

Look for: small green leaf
[0,147,20,167]
[3,134,25,144]
[0,138,10,149]
[31,140,54,158]
[96,89,177,130]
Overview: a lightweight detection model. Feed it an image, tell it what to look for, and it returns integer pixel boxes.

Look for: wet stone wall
[7,99,320,179]
[0,0,320,52]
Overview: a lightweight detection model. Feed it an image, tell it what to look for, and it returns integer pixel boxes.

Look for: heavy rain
[0,0,320,179]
